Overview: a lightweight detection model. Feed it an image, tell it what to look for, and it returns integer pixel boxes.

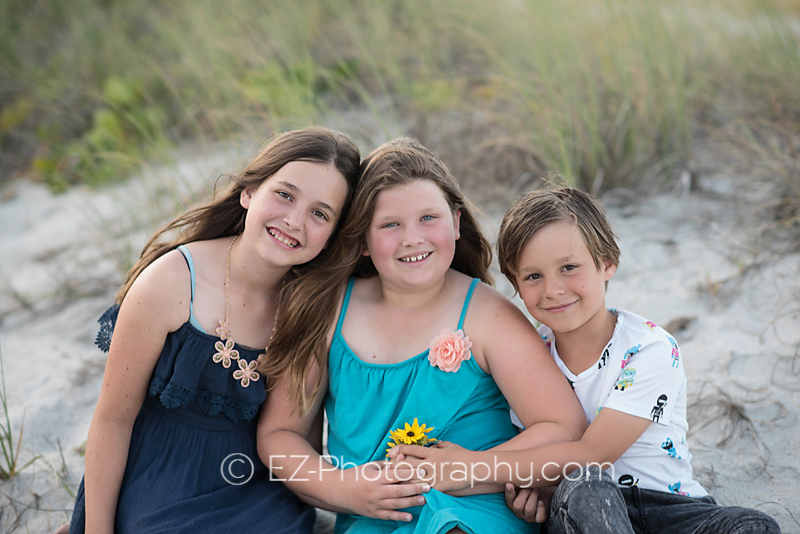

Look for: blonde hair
[497,186,620,292]
[271,137,494,413]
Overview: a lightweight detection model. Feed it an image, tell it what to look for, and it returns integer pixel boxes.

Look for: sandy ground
[0,147,798,533]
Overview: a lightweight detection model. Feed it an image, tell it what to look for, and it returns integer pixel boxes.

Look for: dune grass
[0,343,37,480]
[1,0,798,228]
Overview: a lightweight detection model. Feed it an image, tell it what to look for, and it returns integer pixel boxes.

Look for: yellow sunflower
[385,418,437,457]
[394,418,434,444]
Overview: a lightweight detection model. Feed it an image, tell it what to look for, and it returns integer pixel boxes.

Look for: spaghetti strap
[335,278,357,337]
[457,278,480,330]
[325,272,531,534]
[176,245,206,334]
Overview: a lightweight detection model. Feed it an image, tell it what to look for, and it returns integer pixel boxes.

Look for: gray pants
[545,465,780,534]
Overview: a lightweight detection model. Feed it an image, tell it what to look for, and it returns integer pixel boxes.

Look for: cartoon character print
[595,406,603,418]
[650,394,668,422]
[662,438,681,459]
[621,344,641,369]
[598,343,612,370]
[541,333,553,353]
[614,368,636,391]
[667,334,680,368]
[644,321,658,331]
[618,474,639,487]
[669,481,689,496]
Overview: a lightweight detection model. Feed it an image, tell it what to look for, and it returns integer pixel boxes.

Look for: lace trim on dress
[95,304,120,353]
[149,376,261,423]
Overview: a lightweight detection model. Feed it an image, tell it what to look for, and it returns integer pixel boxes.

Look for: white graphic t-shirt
[513,308,707,496]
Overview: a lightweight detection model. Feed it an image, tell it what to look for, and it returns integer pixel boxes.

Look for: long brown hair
[269,137,493,413]
[117,127,360,304]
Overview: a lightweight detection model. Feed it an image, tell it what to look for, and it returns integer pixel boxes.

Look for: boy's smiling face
[515,219,616,337]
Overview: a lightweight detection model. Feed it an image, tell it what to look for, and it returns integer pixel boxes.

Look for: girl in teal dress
[60,127,361,534]
[258,138,586,534]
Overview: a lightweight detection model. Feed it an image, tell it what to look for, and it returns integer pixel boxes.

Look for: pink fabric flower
[428,329,472,372]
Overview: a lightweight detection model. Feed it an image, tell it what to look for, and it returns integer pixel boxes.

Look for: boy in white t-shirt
[494,187,780,533]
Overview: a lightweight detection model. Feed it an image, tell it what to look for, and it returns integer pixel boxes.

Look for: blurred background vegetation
[0,0,798,239]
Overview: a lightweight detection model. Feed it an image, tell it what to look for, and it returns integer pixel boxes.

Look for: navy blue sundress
[69,246,314,533]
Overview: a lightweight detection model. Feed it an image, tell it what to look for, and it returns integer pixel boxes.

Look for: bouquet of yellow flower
[385,418,437,458]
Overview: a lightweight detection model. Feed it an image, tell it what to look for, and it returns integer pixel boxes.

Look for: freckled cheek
[313,226,336,247]
[366,236,396,260]
[249,204,279,226]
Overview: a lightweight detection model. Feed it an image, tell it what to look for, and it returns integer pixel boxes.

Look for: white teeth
[399,252,430,263]
[268,229,299,248]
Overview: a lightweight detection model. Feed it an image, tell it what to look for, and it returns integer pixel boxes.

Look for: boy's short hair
[497,186,621,292]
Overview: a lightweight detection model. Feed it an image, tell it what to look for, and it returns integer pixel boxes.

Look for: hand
[386,439,456,463]
[390,448,427,463]
[504,483,550,523]
[387,441,476,493]
[338,462,430,521]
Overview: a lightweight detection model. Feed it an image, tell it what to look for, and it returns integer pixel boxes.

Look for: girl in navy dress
[61,127,360,534]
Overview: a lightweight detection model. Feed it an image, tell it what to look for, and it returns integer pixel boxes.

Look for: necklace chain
[223,235,236,333]
[214,235,285,387]
[223,235,285,343]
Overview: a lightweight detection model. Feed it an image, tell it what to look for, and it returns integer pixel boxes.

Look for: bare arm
[394,407,650,491]
[257,359,429,520]
[84,252,189,534]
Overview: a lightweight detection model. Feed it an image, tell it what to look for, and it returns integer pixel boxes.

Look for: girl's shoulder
[468,277,522,316]
[464,278,538,339]
[125,248,192,331]
[176,237,230,261]
[137,247,192,286]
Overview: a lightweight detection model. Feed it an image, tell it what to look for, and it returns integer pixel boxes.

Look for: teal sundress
[325,277,537,534]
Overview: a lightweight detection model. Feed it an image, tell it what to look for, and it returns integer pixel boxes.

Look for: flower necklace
[212,235,284,387]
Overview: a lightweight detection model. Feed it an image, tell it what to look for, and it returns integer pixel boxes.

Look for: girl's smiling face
[363,179,460,291]
[240,160,348,268]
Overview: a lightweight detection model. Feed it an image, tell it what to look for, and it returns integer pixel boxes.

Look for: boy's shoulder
[611,309,679,352]
[606,309,684,391]
[537,308,678,352]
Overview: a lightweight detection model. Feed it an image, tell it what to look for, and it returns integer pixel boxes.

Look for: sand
[0,147,798,532]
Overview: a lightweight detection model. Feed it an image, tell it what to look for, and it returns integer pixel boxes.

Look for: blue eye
[382,222,398,228]
[421,215,434,221]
